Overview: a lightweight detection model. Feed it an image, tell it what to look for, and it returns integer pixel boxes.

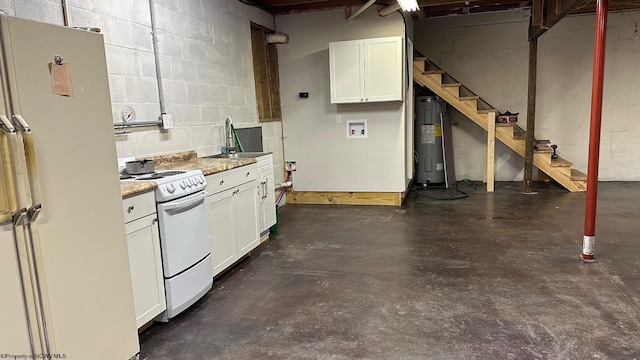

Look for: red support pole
[582,0,608,261]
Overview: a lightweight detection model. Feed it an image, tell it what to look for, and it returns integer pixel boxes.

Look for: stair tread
[571,169,587,181]
[441,82,461,88]
[477,109,497,114]
[424,70,445,74]
[459,95,480,100]
[414,56,427,61]
[551,156,573,167]
[534,144,553,153]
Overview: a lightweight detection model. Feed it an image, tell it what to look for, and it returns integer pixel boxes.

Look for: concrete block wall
[415,10,640,181]
[0,0,286,184]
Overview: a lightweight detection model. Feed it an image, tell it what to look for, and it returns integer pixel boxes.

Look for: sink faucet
[225,116,237,154]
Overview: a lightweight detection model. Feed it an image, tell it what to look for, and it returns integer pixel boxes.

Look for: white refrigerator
[0,16,139,359]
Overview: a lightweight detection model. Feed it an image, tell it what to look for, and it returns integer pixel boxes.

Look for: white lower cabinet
[235,180,261,255]
[259,168,276,233]
[206,164,259,277]
[207,190,236,276]
[255,154,276,236]
[123,192,166,329]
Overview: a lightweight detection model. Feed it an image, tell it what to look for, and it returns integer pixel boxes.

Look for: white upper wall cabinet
[329,36,403,104]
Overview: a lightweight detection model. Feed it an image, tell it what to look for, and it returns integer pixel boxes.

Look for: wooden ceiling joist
[529,0,590,39]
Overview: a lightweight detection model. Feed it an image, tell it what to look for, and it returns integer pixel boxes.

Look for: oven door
[156,190,211,278]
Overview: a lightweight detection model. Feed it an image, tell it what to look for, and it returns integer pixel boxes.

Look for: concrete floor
[139,182,640,359]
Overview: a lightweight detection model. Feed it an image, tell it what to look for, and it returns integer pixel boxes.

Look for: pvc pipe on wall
[265,33,289,44]
[275,181,292,190]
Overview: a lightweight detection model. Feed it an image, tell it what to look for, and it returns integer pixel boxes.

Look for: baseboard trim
[286,190,402,206]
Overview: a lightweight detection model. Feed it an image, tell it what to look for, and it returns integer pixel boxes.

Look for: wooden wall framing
[251,23,283,122]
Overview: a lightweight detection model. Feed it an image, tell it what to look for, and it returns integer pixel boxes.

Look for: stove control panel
[155,172,207,202]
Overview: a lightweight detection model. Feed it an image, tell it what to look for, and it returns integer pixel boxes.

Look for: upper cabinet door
[329,36,403,104]
[329,40,365,104]
[364,37,403,102]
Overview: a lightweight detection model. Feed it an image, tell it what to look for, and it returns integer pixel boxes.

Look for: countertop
[120,181,157,199]
[120,150,258,198]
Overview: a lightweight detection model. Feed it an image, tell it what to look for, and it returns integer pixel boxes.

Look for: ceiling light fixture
[397,0,419,12]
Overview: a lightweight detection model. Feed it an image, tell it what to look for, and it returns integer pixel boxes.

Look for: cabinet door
[329,40,365,104]
[125,213,166,329]
[364,37,403,102]
[262,169,277,229]
[235,180,260,257]
[207,190,236,277]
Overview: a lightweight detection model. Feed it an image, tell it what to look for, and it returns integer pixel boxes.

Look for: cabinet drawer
[206,164,258,194]
[255,154,273,171]
[122,191,156,223]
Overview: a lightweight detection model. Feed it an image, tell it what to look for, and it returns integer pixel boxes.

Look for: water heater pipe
[582,0,608,262]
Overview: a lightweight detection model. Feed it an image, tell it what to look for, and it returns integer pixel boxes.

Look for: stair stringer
[413,62,586,192]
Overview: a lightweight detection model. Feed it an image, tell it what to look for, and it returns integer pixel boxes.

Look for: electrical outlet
[336,115,342,123]
[285,161,297,171]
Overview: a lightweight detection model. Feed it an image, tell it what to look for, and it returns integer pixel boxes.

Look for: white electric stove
[123,169,213,321]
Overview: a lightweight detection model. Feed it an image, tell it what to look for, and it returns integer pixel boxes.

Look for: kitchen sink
[203,152,269,159]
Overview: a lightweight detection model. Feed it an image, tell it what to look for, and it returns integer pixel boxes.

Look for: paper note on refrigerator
[49,62,73,96]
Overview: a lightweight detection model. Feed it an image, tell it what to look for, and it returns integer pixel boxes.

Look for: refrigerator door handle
[27,204,41,222]
[13,114,42,209]
[0,114,15,133]
[13,114,30,132]
[12,207,27,226]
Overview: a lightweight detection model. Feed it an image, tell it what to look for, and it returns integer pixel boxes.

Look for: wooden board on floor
[286,191,402,206]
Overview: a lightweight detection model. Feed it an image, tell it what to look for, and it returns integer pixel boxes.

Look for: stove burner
[136,170,186,181]
[120,174,134,180]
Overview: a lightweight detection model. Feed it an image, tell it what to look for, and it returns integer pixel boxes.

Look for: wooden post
[523,36,538,193]
[486,112,495,192]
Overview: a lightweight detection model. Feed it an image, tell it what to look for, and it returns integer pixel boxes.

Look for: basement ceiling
[244,0,640,19]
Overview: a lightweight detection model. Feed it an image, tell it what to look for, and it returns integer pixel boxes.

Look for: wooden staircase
[413,57,587,192]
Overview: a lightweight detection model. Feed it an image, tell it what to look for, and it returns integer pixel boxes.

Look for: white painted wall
[415,10,640,181]
[0,0,286,183]
[276,9,409,192]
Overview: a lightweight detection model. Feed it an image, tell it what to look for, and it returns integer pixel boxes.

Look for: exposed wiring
[413,179,477,201]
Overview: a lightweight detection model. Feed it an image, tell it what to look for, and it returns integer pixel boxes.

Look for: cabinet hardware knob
[152,218,157,225]
[127,205,134,213]
[246,172,250,176]
[220,180,224,185]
